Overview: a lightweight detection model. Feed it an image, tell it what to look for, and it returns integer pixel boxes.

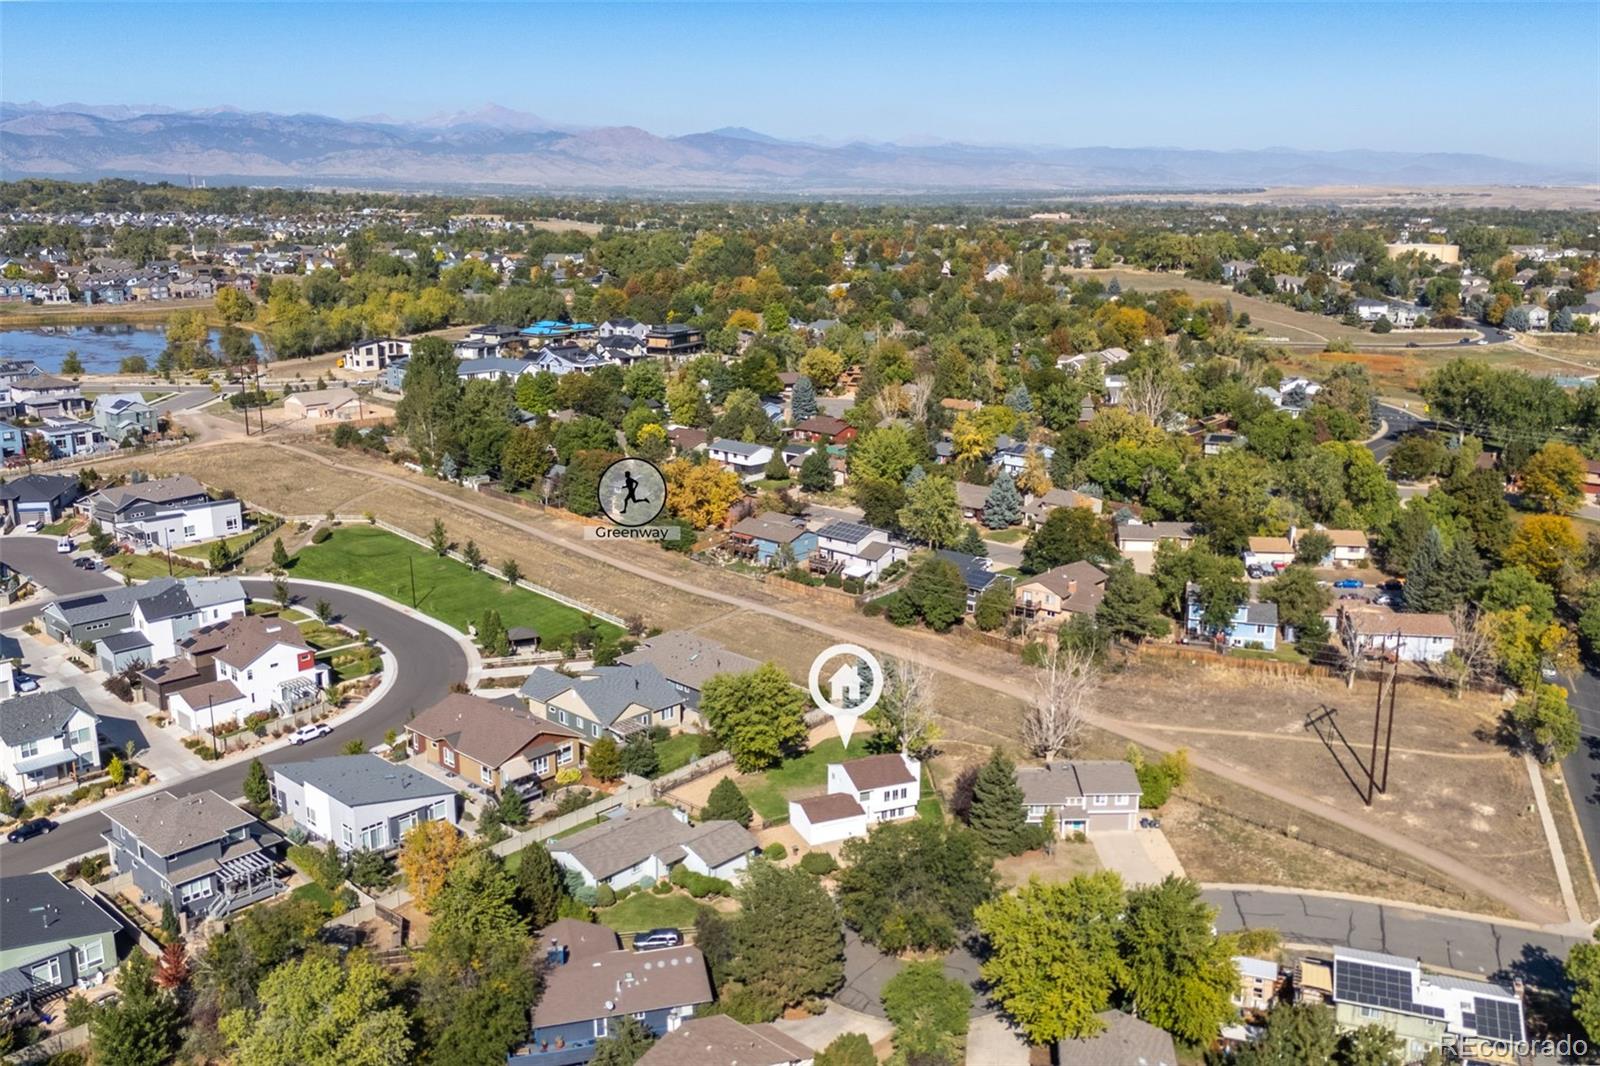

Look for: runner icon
[620,470,650,516]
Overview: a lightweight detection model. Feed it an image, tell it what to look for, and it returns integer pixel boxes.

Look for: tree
[1568,941,1600,1042]
[500,425,554,490]
[1479,565,1556,625]
[429,517,448,555]
[1021,505,1114,574]
[866,656,941,759]
[700,663,809,771]
[271,537,290,569]
[1096,564,1170,642]
[902,556,967,632]
[836,819,996,953]
[1262,565,1331,633]
[966,750,1031,855]
[799,448,833,492]
[88,519,113,555]
[973,580,1013,632]
[589,1015,656,1065]
[1519,441,1586,514]
[1294,530,1333,566]
[106,753,126,786]
[975,873,1128,1044]
[1512,683,1579,761]
[731,861,845,1016]
[272,574,290,607]
[880,961,972,1064]
[799,347,844,390]
[1025,647,1097,761]
[430,849,525,948]
[983,471,1023,529]
[1505,514,1583,588]
[220,951,413,1066]
[1118,876,1237,1045]
[663,458,743,529]
[90,948,180,1066]
[155,939,189,991]
[209,539,235,572]
[501,558,523,586]
[898,475,964,548]
[790,374,819,421]
[513,840,567,928]
[1335,1024,1404,1066]
[849,425,922,485]
[855,477,907,529]
[61,350,85,375]
[587,736,623,781]
[462,539,483,570]
[1234,1003,1338,1066]
[814,1032,876,1066]
[244,757,271,809]
[702,776,754,826]
[398,819,465,912]
[619,733,661,779]
[396,336,463,464]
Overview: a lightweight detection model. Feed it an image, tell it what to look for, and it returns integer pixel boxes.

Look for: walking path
[1522,752,1585,928]
[261,440,1565,924]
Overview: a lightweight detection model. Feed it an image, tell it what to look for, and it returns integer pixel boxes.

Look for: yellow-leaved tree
[664,459,744,529]
[398,819,465,912]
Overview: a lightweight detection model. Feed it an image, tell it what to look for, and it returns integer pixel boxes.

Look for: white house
[345,337,412,372]
[708,438,774,481]
[167,614,323,733]
[550,807,759,890]
[0,689,101,796]
[1016,761,1141,836]
[598,318,650,341]
[1113,519,1197,574]
[789,752,920,846]
[1337,604,1456,663]
[811,520,907,582]
[128,577,248,662]
[270,755,457,852]
[84,475,245,550]
[1244,536,1295,572]
[1293,526,1369,568]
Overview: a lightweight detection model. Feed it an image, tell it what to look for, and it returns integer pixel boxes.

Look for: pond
[0,325,260,374]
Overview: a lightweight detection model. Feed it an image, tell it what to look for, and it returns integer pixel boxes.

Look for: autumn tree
[865,656,941,759]
[897,474,964,548]
[1505,514,1583,588]
[1025,646,1097,760]
[664,458,743,529]
[586,736,623,781]
[220,950,413,1066]
[1118,876,1237,1045]
[398,819,465,912]
[1519,441,1586,514]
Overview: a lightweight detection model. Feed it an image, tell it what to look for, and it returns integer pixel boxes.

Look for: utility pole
[408,556,417,608]
[1366,665,1384,806]
[1379,654,1399,794]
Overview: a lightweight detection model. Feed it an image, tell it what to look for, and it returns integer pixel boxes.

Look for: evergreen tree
[790,375,818,422]
[1004,382,1033,413]
[731,861,845,1016]
[903,464,926,489]
[1432,538,1484,613]
[973,581,1013,632]
[90,948,179,1066]
[1402,526,1446,612]
[967,751,1030,855]
[589,1015,655,1065]
[514,841,567,928]
[243,758,271,809]
[983,470,1023,529]
[799,448,833,492]
[702,777,754,826]
[619,734,660,778]
[955,524,987,557]
[270,536,290,569]
[587,736,623,781]
[1097,564,1170,642]
[495,785,528,826]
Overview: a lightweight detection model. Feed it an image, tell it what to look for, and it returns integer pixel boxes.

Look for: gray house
[550,806,759,891]
[1017,760,1142,835]
[0,874,121,1010]
[102,789,285,921]
[40,583,146,647]
[511,918,712,1065]
[616,631,760,707]
[92,393,156,443]
[270,754,458,853]
[0,473,82,524]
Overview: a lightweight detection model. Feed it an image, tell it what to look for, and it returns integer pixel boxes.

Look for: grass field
[655,733,702,775]
[174,529,260,560]
[107,553,183,580]
[288,526,621,644]
[595,890,709,933]
[739,736,874,820]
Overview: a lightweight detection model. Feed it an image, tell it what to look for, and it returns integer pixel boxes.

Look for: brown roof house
[1022,487,1104,528]
[514,919,713,1063]
[1013,561,1108,626]
[789,752,921,846]
[1336,604,1456,663]
[1057,1010,1176,1066]
[789,415,857,445]
[405,691,584,798]
[617,631,760,705]
[638,1015,814,1066]
[548,806,759,891]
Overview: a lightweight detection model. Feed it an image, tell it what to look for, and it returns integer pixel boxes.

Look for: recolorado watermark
[1445,1034,1587,1059]
[584,525,682,542]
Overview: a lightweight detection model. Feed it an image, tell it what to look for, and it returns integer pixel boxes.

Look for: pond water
[0,325,258,374]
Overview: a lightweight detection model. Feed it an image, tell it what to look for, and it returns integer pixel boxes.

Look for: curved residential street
[0,572,467,874]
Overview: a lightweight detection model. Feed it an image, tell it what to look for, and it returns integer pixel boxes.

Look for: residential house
[1337,604,1455,662]
[1522,305,1551,330]
[789,415,856,445]
[595,335,649,365]
[1012,561,1108,625]
[165,614,323,734]
[531,344,608,376]
[284,387,361,421]
[270,754,457,852]
[637,1015,814,1066]
[933,548,1010,612]
[1244,536,1295,572]
[35,419,107,460]
[1221,259,1257,282]
[550,807,759,890]
[41,585,145,647]
[1186,592,1279,650]
[1113,519,1197,573]
[102,790,285,921]
[725,512,816,566]
[1234,956,1283,1013]
[708,438,774,482]
[344,337,412,372]
[1585,459,1600,504]
[0,874,121,1008]
[953,480,990,521]
[380,357,410,394]
[456,357,537,383]
[616,631,760,707]
[406,691,584,797]
[645,324,706,360]
[0,419,23,458]
[598,318,650,341]
[0,688,101,796]
[1022,487,1103,528]
[789,752,921,846]
[993,442,1054,478]
[1202,430,1244,456]
[92,393,156,443]
[1017,760,1141,835]
[9,375,88,419]
[520,663,692,742]
[810,521,906,582]
[125,576,248,661]
[83,474,244,549]
[0,473,82,524]
[1328,947,1524,1062]
[1293,526,1369,567]
[665,427,708,456]
[1057,1011,1176,1066]
[510,919,712,1065]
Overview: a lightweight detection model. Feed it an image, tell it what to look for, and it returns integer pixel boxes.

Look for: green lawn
[297,620,352,650]
[595,890,709,934]
[288,526,621,645]
[175,529,259,560]
[289,882,334,913]
[107,553,180,580]
[740,736,873,821]
[654,734,702,775]
[982,526,1028,544]
[550,814,609,840]
[41,517,75,536]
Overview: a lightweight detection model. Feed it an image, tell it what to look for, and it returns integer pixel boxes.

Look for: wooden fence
[489,778,655,858]
[5,1025,89,1064]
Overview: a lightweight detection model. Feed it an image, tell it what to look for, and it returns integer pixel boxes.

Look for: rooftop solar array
[1464,996,1525,1042]
[817,520,874,542]
[1333,958,1446,1020]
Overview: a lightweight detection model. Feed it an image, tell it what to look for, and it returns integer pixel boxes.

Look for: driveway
[2,534,123,597]
[1091,828,1184,887]
[767,1004,891,1055]
[1,576,468,873]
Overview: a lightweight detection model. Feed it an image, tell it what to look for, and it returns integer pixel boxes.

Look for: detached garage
[789,793,868,846]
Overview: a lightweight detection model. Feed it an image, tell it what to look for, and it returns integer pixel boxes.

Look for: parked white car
[55,537,74,554]
[287,723,333,745]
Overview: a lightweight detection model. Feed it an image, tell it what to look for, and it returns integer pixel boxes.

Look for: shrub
[310,526,332,544]
[823,572,843,588]
[594,884,617,907]
[652,878,673,895]
[798,851,838,877]
[696,732,722,757]
[763,842,788,861]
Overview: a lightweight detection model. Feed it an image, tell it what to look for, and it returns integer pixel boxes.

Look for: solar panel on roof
[1469,997,1524,1042]
[819,520,873,542]
[1333,959,1445,1019]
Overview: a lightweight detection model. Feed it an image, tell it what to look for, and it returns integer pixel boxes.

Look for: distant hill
[0,101,1584,194]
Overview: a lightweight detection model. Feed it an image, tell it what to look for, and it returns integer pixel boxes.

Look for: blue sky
[4,2,1598,165]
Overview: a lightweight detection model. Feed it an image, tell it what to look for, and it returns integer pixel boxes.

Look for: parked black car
[6,818,57,844]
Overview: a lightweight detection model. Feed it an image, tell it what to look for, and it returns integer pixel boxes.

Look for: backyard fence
[489,778,655,858]
[5,1025,89,1064]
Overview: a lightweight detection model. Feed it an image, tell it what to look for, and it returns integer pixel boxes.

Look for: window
[182,525,196,538]
[557,745,573,765]
[858,791,870,801]
[1093,795,1107,807]
[341,824,355,849]
[29,957,61,986]
[441,747,456,768]
[68,727,91,747]
[431,800,448,821]
[360,823,386,851]
[76,940,105,970]
[534,755,551,775]
[480,765,493,786]
[179,878,214,904]
[1359,1006,1379,1019]
[593,1018,609,1038]
[17,740,38,758]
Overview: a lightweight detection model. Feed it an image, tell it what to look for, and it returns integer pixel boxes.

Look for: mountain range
[0,101,1587,195]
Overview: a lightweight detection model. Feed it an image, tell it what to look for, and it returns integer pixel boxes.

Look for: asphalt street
[1562,667,1600,893]
[1,534,124,598]
[1367,401,1425,461]
[0,543,467,872]
[1205,888,1582,987]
